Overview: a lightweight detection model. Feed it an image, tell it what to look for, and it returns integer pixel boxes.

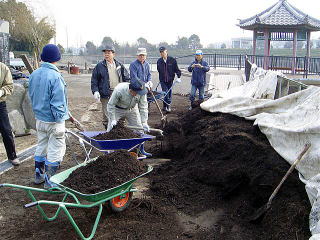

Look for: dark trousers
[0,101,17,160]
[160,81,173,109]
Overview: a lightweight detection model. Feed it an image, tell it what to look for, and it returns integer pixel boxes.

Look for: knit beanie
[40,44,61,63]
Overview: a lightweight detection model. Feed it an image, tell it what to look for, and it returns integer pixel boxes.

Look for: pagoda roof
[239,0,320,31]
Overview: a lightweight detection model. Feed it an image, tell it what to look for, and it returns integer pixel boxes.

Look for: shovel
[148,88,167,128]
[127,125,163,136]
[249,143,311,223]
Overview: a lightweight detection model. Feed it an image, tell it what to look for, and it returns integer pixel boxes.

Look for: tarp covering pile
[201,65,320,239]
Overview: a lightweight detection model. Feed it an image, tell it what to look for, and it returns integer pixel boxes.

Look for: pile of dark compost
[62,150,146,194]
[150,106,311,239]
[94,119,140,140]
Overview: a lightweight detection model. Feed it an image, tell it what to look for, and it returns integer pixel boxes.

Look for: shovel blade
[249,204,269,224]
[161,115,167,128]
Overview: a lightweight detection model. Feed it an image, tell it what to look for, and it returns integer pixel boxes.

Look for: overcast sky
[26,0,320,48]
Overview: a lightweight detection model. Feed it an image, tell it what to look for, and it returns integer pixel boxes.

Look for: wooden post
[263,29,270,70]
[253,30,257,63]
[67,62,70,74]
[20,54,34,73]
[292,30,298,74]
[306,30,311,78]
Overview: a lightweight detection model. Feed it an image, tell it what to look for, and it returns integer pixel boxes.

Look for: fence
[60,53,320,77]
[176,54,320,77]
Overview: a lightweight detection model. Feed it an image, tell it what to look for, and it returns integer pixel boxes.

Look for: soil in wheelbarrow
[93,118,140,140]
[62,150,146,194]
[149,106,311,240]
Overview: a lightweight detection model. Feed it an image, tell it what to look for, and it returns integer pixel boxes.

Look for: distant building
[311,39,320,48]
[0,20,10,65]
[231,37,252,49]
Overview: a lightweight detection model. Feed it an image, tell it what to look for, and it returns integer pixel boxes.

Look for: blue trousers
[160,81,173,108]
[189,84,205,103]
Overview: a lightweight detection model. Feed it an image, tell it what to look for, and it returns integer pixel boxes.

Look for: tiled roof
[239,0,320,31]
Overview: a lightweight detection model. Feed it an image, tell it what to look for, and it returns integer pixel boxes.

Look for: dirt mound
[62,150,146,194]
[94,118,140,140]
[150,107,311,239]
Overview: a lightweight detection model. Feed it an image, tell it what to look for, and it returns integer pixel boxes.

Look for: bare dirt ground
[0,135,37,162]
[0,72,310,240]
[0,71,193,240]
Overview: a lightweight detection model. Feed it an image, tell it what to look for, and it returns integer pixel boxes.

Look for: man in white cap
[188,50,210,109]
[129,48,153,90]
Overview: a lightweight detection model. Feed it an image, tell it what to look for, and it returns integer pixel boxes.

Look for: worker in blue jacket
[29,44,81,188]
[129,48,153,90]
[188,50,210,109]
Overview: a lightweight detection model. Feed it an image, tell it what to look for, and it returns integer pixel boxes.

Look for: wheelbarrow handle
[24,202,39,208]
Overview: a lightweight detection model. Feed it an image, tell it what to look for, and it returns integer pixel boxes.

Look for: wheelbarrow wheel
[109,192,133,212]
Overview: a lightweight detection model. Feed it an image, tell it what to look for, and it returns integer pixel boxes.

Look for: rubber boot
[34,160,45,184]
[44,164,59,189]
[162,103,167,112]
[139,144,152,158]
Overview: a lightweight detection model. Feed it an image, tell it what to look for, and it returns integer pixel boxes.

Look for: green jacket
[0,62,13,102]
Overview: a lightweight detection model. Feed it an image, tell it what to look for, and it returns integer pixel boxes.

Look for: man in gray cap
[106,79,151,157]
[91,45,130,124]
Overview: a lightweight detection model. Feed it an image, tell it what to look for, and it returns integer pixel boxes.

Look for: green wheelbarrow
[0,162,153,240]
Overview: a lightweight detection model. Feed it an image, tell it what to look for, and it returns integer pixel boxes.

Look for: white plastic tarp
[200,69,320,238]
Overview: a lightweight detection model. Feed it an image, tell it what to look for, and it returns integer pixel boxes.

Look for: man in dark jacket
[157,47,181,112]
[91,45,130,123]
[188,50,210,109]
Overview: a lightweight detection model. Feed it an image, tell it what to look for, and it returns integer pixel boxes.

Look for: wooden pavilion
[239,0,320,73]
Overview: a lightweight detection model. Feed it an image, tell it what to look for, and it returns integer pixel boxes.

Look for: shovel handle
[127,126,163,135]
[268,143,311,204]
[148,89,165,118]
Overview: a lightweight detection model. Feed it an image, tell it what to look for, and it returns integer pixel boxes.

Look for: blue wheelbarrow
[65,129,155,164]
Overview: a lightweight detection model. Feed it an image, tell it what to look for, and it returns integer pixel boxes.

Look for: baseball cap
[159,46,166,52]
[137,48,147,55]
[195,50,203,55]
[102,45,115,52]
[129,80,148,95]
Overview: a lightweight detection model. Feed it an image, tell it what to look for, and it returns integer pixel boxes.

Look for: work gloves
[142,123,150,132]
[0,89,4,98]
[93,91,100,101]
[145,81,153,90]
[106,120,117,132]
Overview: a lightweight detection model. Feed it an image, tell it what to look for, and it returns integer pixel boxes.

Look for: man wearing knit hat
[29,44,71,188]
